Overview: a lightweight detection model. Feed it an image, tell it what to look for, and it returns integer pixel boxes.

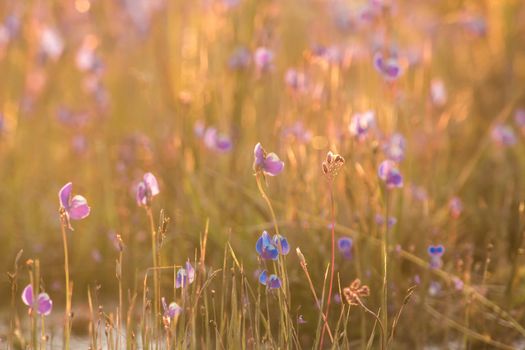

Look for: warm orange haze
[0,0,525,349]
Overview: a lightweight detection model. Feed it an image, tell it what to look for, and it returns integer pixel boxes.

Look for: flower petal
[21,284,33,307]
[68,195,91,220]
[59,182,72,209]
[143,173,160,197]
[37,293,53,316]
[267,275,282,289]
[263,153,284,176]
[258,270,268,286]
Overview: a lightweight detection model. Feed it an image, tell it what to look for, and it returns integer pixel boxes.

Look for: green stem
[146,208,160,349]
[60,219,72,350]
[381,192,390,349]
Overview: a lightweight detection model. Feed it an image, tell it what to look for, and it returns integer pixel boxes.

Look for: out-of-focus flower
[449,197,463,219]
[410,184,428,202]
[374,214,397,228]
[373,52,402,81]
[229,47,251,70]
[337,236,353,259]
[284,68,307,92]
[258,270,282,289]
[378,160,403,189]
[349,111,375,141]
[428,245,445,269]
[514,109,525,130]
[253,143,284,176]
[491,124,516,147]
[430,79,447,107]
[40,27,64,61]
[282,122,312,143]
[383,133,406,162]
[175,261,195,288]
[59,182,91,229]
[162,297,182,319]
[21,284,53,316]
[203,127,233,153]
[254,47,273,72]
[136,172,160,207]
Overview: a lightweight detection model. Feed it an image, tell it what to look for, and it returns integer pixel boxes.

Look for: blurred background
[1,0,525,346]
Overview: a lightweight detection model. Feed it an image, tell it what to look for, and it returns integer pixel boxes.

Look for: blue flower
[255,231,279,260]
[259,270,281,289]
[337,237,353,259]
[175,260,195,288]
[272,234,290,255]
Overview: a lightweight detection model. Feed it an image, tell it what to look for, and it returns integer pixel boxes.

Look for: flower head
[284,68,307,92]
[373,52,402,81]
[136,172,160,207]
[337,236,353,259]
[258,270,282,289]
[21,284,53,316]
[342,279,370,305]
[255,231,279,260]
[253,143,284,176]
[203,127,233,153]
[383,133,406,162]
[272,234,290,255]
[254,47,273,72]
[175,260,195,288]
[377,160,403,189]
[491,124,517,147]
[428,245,445,269]
[228,47,251,70]
[349,111,375,141]
[59,182,90,229]
[162,297,182,319]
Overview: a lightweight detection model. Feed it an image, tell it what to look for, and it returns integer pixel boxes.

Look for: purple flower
[374,214,397,228]
[136,172,160,207]
[282,122,312,143]
[377,160,403,189]
[175,260,195,288]
[255,231,279,260]
[428,245,445,269]
[373,52,402,81]
[449,197,463,219]
[162,297,182,319]
[253,143,284,176]
[59,182,90,229]
[254,47,273,72]
[203,127,233,153]
[383,133,406,162]
[337,236,353,259]
[491,124,517,147]
[229,47,251,70]
[284,68,307,92]
[258,270,281,289]
[272,234,290,255]
[21,284,53,316]
[514,109,525,129]
[349,111,375,141]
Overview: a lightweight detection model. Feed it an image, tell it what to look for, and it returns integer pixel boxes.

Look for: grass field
[1,0,525,349]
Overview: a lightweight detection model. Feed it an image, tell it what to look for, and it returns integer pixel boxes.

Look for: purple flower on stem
[136,172,160,207]
[21,284,53,316]
[337,236,353,259]
[59,182,90,229]
[162,297,182,319]
[255,231,279,260]
[491,124,516,147]
[377,160,403,189]
[175,260,195,288]
[383,133,406,162]
[349,111,375,141]
[258,270,282,289]
[254,47,273,73]
[203,127,233,153]
[253,143,284,176]
[428,245,445,269]
[373,52,402,81]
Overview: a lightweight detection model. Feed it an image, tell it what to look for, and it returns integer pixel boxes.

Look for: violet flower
[254,47,273,73]
[337,236,353,259]
[21,284,53,316]
[136,172,160,207]
[162,297,182,319]
[349,111,375,141]
[383,133,406,162]
[228,47,251,70]
[255,231,279,260]
[373,52,402,81]
[203,127,233,153]
[428,245,445,269]
[258,270,282,289]
[175,260,195,288]
[59,182,91,229]
[377,160,403,189]
[253,143,284,176]
[491,124,517,147]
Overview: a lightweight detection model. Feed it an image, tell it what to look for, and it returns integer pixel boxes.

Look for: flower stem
[320,181,335,349]
[146,207,160,348]
[381,191,390,349]
[60,219,72,350]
